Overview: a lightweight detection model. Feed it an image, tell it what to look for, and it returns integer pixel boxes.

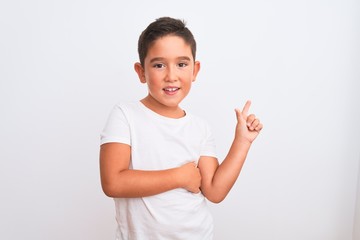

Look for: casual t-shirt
[101,101,217,240]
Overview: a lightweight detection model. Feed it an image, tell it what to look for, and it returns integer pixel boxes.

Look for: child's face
[135,35,200,111]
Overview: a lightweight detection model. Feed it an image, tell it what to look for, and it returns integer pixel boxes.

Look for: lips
[163,87,180,95]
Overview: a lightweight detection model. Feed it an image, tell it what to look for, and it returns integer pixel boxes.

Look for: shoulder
[185,111,212,131]
[104,101,142,126]
[113,101,138,111]
[184,109,207,124]
[111,101,142,116]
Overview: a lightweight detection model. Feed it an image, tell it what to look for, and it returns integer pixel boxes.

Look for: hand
[178,162,202,193]
[235,100,263,143]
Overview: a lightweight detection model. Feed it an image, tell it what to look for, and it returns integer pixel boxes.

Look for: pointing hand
[234,100,263,143]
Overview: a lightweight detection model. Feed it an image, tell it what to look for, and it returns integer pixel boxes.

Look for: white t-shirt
[100,101,217,240]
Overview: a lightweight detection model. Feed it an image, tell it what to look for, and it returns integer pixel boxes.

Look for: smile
[163,87,180,93]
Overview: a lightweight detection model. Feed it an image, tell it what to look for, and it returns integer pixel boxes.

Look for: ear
[192,61,201,82]
[134,62,146,83]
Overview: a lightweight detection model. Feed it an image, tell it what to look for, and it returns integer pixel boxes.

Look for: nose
[165,65,178,82]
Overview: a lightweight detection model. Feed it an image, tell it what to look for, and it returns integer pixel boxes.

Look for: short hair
[137,17,197,67]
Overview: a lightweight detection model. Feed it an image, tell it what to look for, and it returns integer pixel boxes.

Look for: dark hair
[137,17,197,66]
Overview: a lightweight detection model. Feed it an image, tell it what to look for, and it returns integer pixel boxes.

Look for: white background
[1,0,359,239]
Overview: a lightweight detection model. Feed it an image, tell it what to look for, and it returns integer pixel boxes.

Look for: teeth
[164,87,178,92]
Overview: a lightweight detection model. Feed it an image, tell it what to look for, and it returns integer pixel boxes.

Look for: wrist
[234,136,253,146]
[173,166,185,189]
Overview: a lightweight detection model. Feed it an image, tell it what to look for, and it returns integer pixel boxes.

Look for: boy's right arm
[100,142,201,198]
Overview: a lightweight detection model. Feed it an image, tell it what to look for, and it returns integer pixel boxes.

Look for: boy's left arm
[198,101,263,203]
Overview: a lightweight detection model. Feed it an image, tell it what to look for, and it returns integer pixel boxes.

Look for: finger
[255,123,263,132]
[249,118,260,130]
[234,108,242,122]
[246,114,256,128]
[242,100,251,116]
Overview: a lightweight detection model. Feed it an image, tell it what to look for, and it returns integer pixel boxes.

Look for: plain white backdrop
[1,0,359,239]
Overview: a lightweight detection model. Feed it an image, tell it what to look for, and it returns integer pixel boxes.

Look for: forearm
[100,143,201,198]
[204,139,251,203]
[102,168,182,198]
[200,101,263,203]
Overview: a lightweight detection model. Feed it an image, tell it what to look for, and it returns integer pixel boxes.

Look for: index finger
[242,100,251,116]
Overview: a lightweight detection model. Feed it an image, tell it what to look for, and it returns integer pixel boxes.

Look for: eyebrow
[149,56,191,63]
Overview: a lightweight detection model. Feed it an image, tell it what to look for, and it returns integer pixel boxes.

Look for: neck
[140,96,185,119]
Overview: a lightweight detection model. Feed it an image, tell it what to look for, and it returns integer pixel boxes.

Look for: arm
[198,100,263,203]
[100,142,201,198]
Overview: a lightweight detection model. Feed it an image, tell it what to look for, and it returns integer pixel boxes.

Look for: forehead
[146,35,193,61]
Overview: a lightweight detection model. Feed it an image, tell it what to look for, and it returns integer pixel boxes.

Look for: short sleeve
[200,121,217,158]
[100,104,131,146]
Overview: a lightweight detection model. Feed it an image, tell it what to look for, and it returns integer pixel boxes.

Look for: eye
[153,63,165,68]
[178,62,188,68]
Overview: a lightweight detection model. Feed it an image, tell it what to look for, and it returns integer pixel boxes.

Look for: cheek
[183,81,193,91]
[146,70,163,81]
[146,78,162,90]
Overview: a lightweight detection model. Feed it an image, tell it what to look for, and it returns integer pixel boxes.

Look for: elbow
[101,182,119,198]
[207,195,225,204]
[202,187,227,203]
[204,192,226,204]
[102,185,114,198]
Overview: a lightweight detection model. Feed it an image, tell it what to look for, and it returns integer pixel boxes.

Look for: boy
[100,17,263,240]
